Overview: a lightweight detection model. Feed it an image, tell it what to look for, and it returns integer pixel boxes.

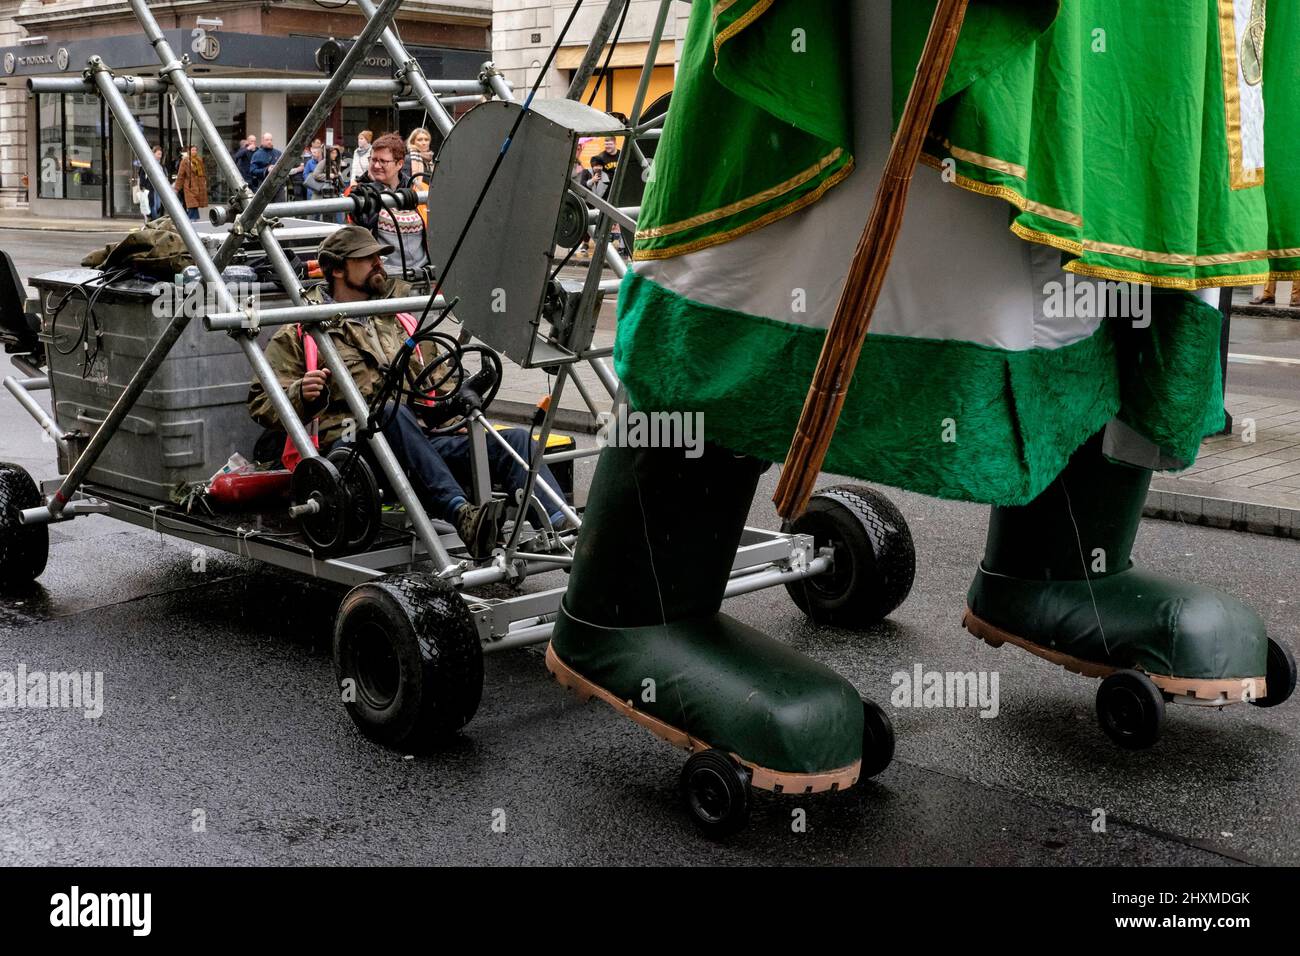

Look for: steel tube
[127,0,250,209]
[589,357,620,398]
[208,190,427,226]
[95,56,320,465]
[483,624,553,653]
[355,0,457,136]
[310,332,457,572]
[723,555,833,599]
[237,335,320,460]
[214,0,407,270]
[9,355,43,378]
[482,63,515,103]
[564,0,672,358]
[473,411,580,526]
[542,446,602,465]
[504,365,575,552]
[206,295,440,331]
[251,227,456,572]
[38,59,276,521]
[603,244,628,279]
[29,76,409,95]
[565,368,606,422]
[4,376,67,450]
[565,0,630,99]
[587,205,639,225]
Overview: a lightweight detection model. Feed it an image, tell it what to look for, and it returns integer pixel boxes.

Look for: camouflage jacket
[246,278,434,448]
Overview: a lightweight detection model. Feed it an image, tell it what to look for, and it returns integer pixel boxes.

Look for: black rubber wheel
[333,572,483,749]
[327,447,381,554]
[1096,669,1165,749]
[681,750,751,838]
[291,456,348,557]
[0,462,48,585]
[782,484,916,628]
[860,699,896,779]
[1252,638,1297,708]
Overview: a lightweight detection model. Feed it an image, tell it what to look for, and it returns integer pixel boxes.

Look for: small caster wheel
[860,699,895,779]
[1251,638,1296,708]
[1097,669,1165,749]
[681,750,751,837]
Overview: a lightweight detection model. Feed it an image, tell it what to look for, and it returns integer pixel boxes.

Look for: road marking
[1228,352,1300,367]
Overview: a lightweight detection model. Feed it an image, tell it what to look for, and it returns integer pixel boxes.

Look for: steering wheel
[413,344,504,437]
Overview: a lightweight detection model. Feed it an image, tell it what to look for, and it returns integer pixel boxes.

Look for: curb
[0,218,129,234]
[1145,476,1300,540]
[489,398,601,435]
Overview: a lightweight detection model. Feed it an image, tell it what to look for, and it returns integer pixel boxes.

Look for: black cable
[586,0,631,109]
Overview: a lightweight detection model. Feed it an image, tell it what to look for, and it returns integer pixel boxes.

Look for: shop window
[63,93,104,202]
[170,92,246,204]
[36,93,63,200]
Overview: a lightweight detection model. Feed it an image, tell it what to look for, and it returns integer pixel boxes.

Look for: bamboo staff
[773,0,972,519]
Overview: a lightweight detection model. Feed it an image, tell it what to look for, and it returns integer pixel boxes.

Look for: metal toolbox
[34,267,274,501]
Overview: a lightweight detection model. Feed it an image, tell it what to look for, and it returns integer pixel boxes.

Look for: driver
[248,226,569,558]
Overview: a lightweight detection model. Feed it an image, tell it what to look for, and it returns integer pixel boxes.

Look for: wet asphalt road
[1,227,1298,865]
[1,386,1298,866]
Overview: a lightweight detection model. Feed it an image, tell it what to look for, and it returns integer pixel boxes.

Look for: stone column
[0,0,29,210]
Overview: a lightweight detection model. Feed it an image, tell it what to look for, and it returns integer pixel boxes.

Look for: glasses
[370,157,399,167]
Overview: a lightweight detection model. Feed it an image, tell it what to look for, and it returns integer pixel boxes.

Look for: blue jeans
[332,405,565,523]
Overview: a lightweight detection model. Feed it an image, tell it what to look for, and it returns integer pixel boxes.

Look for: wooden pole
[773,0,972,519]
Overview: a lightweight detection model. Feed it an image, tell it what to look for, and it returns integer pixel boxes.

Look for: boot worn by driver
[455,498,505,560]
[548,441,884,793]
[963,431,1285,704]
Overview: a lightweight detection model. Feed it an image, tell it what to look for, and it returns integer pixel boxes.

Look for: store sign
[3,53,13,75]
[191,28,220,61]
[56,47,69,71]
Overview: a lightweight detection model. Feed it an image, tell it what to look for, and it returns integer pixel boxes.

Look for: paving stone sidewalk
[1147,393,1300,539]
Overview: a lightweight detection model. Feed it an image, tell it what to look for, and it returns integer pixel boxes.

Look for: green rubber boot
[965,430,1283,706]
[549,441,882,792]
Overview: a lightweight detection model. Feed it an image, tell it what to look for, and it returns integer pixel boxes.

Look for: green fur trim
[614,270,1223,506]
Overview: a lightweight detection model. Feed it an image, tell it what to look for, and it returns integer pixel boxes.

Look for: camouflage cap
[317,225,393,266]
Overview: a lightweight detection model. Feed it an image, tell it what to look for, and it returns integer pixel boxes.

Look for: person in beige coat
[174,145,208,221]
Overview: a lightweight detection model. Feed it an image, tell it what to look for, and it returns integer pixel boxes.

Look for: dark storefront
[2,29,488,218]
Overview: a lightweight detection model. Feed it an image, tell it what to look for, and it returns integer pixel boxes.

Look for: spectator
[403,127,434,186]
[233,135,256,185]
[303,146,324,199]
[249,133,285,201]
[1250,279,1299,308]
[348,132,427,276]
[587,156,610,200]
[306,145,347,224]
[174,144,209,221]
[143,145,164,219]
[349,130,373,186]
[596,136,620,174]
[289,143,313,202]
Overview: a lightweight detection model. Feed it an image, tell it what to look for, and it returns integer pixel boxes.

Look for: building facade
[491,1,688,121]
[0,0,492,217]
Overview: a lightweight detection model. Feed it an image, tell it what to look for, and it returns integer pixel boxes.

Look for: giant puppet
[548,0,1297,822]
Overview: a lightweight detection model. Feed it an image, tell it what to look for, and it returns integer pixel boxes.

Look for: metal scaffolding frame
[6,0,830,656]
